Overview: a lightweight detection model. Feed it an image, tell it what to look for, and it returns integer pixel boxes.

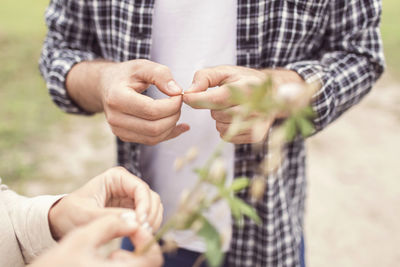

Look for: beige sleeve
[0,181,64,264]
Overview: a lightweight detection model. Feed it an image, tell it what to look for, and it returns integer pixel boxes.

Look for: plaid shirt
[40,0,384,266]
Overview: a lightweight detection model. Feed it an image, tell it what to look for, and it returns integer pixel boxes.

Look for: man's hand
[67,59,190,145]
[48,167,163,240]
[183,66,304,144]
[30,215,163,267]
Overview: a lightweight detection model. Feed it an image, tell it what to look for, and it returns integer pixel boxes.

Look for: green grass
[381,0,400,76]
[0,0,399,184]
[0,0,67,183]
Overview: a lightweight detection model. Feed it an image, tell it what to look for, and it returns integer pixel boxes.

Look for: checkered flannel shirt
[40,0,384,266]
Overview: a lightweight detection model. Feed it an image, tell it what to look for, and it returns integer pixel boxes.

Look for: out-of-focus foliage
[381,0,400,76]
[0,0,65,183]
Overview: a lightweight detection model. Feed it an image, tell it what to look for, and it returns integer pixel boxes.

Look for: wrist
[66,60,115,113]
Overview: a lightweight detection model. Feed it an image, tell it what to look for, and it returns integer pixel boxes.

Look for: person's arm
[1,167,162,264]
[39,0,101,115]
[29,215,163,267]
[40,0,189,145]
[0,180,63,264]
[284,0,385,133]
[183,0,384,143]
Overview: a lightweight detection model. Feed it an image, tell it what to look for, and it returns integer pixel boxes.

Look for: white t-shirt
[140,0,237,252]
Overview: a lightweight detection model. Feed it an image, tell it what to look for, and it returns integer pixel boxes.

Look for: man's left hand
[183,66,304,144]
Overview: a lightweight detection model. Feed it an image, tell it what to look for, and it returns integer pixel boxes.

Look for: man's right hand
[99,59,190,145]
[67,59,189,145]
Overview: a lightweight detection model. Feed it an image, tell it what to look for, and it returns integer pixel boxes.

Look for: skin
[183,66,305,144]
[66,59,190,146]
[67,61,304,145]
[29,215,163,267]
[48,167,163,240]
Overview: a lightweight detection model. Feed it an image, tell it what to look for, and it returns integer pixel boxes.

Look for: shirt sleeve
[39,0,101,115]
[285,0,385,133]
[0,181,64,264]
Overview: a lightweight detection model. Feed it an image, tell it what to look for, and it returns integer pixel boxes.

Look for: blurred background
[0,0,399,266]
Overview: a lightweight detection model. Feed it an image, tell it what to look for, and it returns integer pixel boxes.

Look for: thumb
[90,207,138,221]
[65,213,138,249]
[186,67,228,93]
[137,62,182,96]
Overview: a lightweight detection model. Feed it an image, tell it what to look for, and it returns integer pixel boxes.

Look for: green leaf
[194,167,208,180]
[232,197,262,225]
[297,116,315,137]
[283,117,297,141]
[197,216,224,267]
[299,106,315,118]
[229,177,250,193]
[227,196,243,224]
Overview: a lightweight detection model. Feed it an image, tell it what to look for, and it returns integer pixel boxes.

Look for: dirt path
[306,73,400,266]
[24,73,400,266]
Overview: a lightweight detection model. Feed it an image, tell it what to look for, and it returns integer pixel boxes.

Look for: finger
[65,214,138,249]
[153,203,163,231]
[109,250,136,260]
[103,167,153,221]
[215,121,252,137]
[186,67,231,93]
[110,249,163,267]
[90,207,138,223]
[147,192,161,230]
[135,62,182,95]
[112,123,189,145]
[228,134,258,144]
[107,90,182,120]
[183,86,232,110]
[108,110,181,137]
[211,105,255,123]
[163,123,190,141]
[211,109,234,123]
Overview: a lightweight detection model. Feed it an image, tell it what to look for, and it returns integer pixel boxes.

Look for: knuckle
[154,65,170,76]
[107,113,119,127]
[104,91,118,108]
[147,123,164,137]
[210,110,220,121]
[111,127,121,136]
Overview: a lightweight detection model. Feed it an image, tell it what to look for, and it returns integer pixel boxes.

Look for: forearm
[66,60,115,113]
[1,187,63,263]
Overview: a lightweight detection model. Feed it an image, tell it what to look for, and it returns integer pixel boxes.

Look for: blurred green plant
[381,0,400,77]
[136,78,318,267]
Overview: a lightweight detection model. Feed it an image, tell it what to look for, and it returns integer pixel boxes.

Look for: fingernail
[167,81,182,94]
[121,212,137,228]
